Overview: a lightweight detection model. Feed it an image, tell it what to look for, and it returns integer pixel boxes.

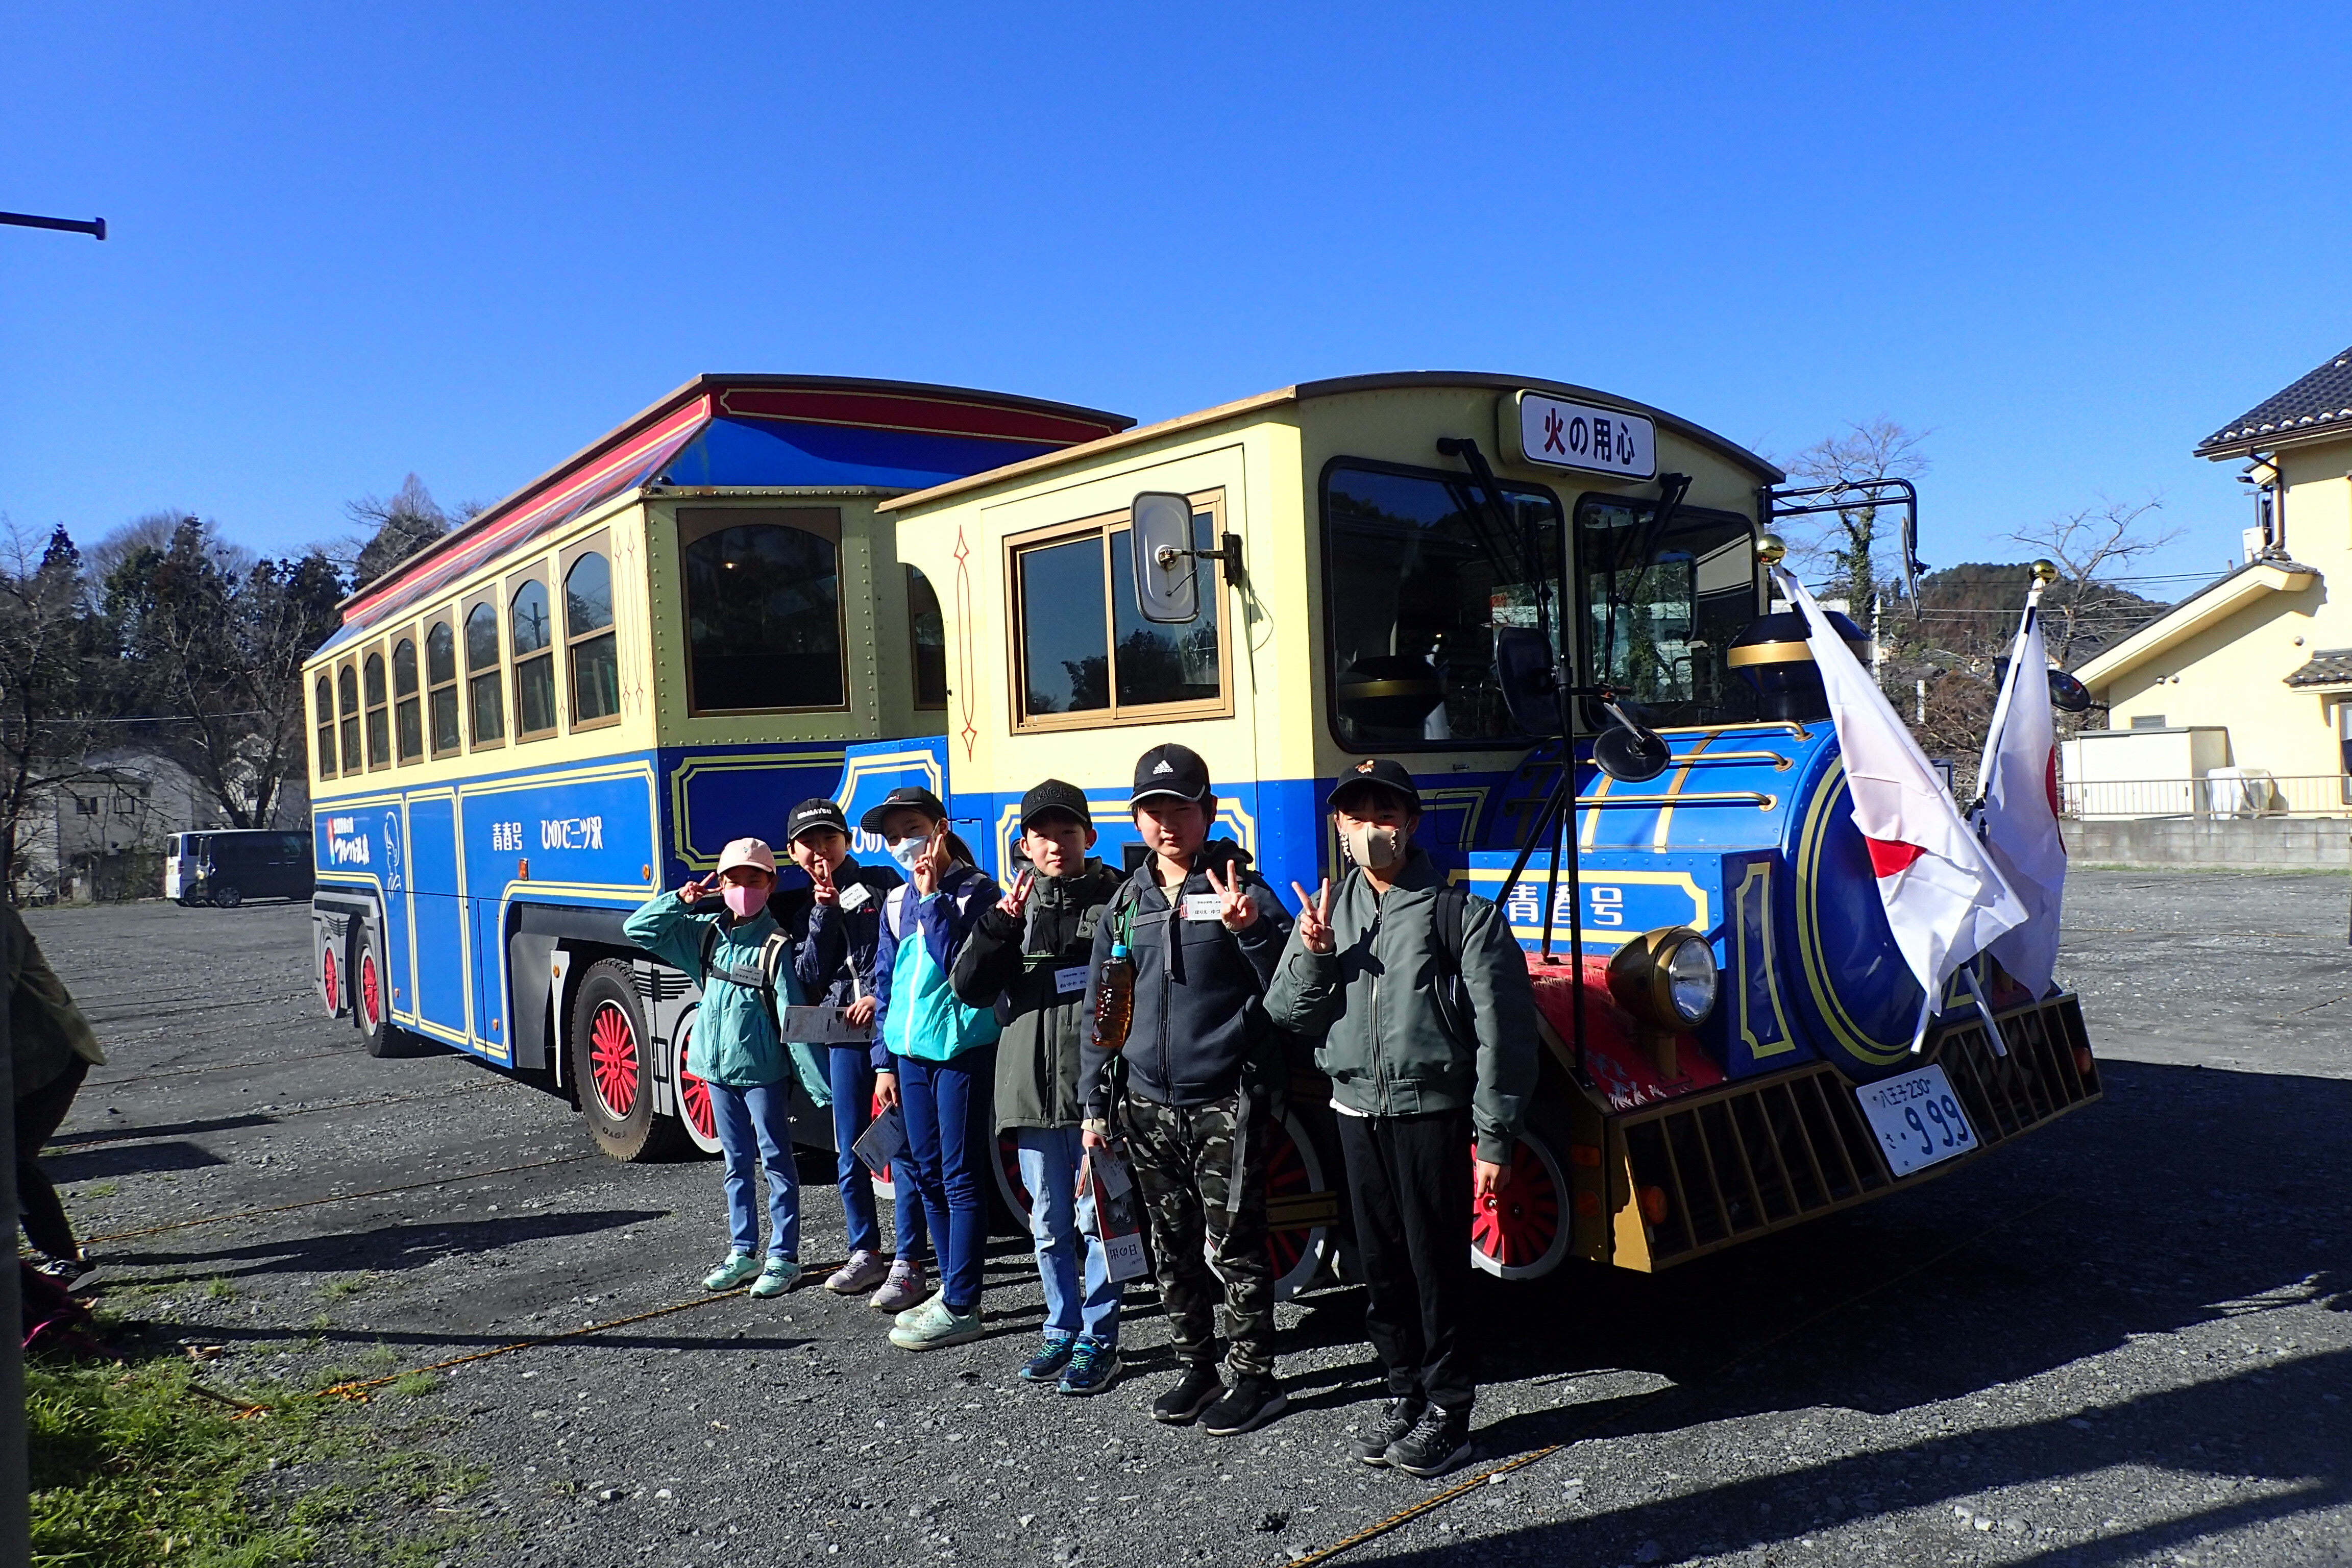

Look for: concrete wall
[2068,815,2352,870]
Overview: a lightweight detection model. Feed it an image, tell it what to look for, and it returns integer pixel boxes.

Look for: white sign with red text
[1509,391,1657,480]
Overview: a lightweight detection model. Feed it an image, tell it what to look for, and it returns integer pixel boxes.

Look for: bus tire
[349,923,397,1058]
[568,960,681,1162]
[211,884,242,909]
[1470,1102,1574,1281]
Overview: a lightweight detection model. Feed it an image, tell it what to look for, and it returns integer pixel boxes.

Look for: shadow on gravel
[112,1207,669,1286]
[48,1139,232,1183]
[1323,1057,2352,1563]
[1363,1351,2350,1566]
[47,1112,279,1148]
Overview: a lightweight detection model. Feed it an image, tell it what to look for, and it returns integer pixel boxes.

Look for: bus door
[404,794,470,1044]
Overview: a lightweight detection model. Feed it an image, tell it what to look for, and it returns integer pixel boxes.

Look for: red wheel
[1261,1109,1331,1301]
[322,946,339,1016]
[565,959,680,1162]
[360,951,382,1028]
[1471,1107,1572,1280]
[589,1001,638,1118]
[350,921,396,1058]
[674,1018,722,1156]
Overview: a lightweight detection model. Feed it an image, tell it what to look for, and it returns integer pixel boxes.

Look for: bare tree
[2003,497,2180,665]
[345,474,460,591]
[1783,419,1932,611]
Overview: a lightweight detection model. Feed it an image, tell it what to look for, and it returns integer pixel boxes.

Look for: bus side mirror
[1494,627,1563,737]
[2048,669,2094,713]
[1130,493,1200,625]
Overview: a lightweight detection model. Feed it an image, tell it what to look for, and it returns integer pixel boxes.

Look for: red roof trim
[716,386,1124,446]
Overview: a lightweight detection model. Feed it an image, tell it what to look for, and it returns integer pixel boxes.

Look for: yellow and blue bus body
[304,376,1130,1159]
[878,373,2101,1280]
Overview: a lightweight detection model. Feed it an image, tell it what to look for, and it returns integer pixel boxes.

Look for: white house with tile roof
[2073,342,2352,815]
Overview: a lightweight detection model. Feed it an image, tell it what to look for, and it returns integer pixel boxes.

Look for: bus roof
[875,372,1785,514]
[325,375,1132,652]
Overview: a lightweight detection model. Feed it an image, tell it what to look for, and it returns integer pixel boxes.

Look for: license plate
[1854,1064,1976,1177]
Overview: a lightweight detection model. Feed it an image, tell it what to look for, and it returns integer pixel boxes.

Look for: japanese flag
[1969,589,2067,998]
[1772,568,2026,1037]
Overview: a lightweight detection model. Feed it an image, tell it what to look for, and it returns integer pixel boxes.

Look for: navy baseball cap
[785,798,849,844]
[1130,743,1212,807]
[1019,779,1093,832]
[1324,757,1423,814]
[860,785,949,835]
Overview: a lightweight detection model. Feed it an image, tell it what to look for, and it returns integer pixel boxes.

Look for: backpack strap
[758,932,792,1016]
[1431,881,1473,1048]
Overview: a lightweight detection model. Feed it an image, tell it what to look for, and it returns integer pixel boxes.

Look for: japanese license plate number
[1854,1065,1976,1177]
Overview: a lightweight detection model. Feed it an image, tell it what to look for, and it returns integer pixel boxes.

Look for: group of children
[624,739,1538,1475]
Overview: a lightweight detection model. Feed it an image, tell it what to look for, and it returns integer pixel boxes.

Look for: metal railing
[2059,773,2352,820]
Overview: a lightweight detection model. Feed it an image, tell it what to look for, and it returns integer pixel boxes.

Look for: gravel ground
[33,869,2352,1566]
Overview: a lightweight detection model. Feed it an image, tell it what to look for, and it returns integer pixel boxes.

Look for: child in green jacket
[624,837,815,1298]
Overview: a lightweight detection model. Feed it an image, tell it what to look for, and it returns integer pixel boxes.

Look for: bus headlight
[1606,926,1720,1031]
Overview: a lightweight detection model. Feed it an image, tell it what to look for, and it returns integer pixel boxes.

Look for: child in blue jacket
[624,837,819,1299]
[864,786,1001,1351]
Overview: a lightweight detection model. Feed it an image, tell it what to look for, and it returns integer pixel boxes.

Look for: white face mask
[1340,821,1406,871]
[887,835,934,874]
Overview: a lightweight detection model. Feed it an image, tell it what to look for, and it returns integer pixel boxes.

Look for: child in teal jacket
[624,837,823,1298]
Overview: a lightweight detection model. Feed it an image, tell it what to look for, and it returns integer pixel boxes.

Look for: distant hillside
[1906,561,2172,668]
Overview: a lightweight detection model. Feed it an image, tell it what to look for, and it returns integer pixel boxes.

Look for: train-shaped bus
[306,370,2098,1292]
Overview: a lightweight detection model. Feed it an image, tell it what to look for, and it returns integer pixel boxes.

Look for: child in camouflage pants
[1079,743,1293,1437]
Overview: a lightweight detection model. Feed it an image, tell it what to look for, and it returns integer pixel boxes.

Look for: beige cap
[716,837,777,877]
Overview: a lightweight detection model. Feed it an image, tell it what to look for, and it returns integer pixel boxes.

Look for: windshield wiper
[1596,471,1692,704]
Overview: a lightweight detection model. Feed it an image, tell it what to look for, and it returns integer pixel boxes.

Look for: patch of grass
[79,1179,119,1197]
[307,1313,332,1333]
[357,1343,400,1371]
[320,1271,373,1302]
[29,1350,480,1568]
[203,1277,237,1302]
[387,1372,440,1400]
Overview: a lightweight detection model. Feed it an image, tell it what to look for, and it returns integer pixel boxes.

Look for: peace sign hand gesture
[997,869,1035,920]
[1202,861,1259,932]
[810,858,838,906]
[1290,877,1335,954]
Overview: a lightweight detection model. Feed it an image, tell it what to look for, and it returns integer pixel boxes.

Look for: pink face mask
[722,883,765,919]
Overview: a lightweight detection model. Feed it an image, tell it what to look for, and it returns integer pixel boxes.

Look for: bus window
[1320,463,1561,749]
[1011,496,1228,728]
[393,636,423,762]
[337,664,362,775]
[680,508,844,714]
[314,674,337,778]
[907,566,947,711]
[1575,497,1757,728]
[363,652,391,769]
[564,552,620,726]
[510,579,557,740]
[465,602,505,746]
[426,619,461,757]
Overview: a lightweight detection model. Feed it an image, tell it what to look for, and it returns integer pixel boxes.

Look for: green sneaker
[703,1252,761,1291]
[748,1258,801,1299]
[894,1288,945,1329]
[888,1297,986,1351]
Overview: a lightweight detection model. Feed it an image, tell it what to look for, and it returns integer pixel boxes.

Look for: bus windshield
[1576,496,1759,728]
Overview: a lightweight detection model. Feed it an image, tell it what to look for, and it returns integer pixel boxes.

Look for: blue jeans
[829,1046,928,1262]
[895,1049,994,1312]
[1016,1126,1121,1343]
[709,1080,798,1261]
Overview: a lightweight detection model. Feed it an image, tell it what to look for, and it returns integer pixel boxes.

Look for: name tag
[1055,965,1089,997]
[839,881,872,912]
[1181,893,1225,923]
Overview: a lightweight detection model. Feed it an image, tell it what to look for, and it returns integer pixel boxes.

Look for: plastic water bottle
[1093,941,1135,1051]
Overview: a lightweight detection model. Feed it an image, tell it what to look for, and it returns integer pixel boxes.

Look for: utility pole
[0,202,106,1568]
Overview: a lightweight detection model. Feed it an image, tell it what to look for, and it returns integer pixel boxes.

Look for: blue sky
[5,4,2347,594]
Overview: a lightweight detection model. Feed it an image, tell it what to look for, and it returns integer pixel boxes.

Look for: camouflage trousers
[1119,1092,1275,1379]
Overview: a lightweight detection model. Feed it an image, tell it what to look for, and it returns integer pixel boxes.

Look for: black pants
[17,1056,88,1259]
[1337,1108,1474,1415]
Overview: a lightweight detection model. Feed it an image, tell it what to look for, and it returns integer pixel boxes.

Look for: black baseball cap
[1130,743,1212,807]
[1324,757,1423,814]
[1018,779,1093,833]
[859,785,949,835]
[785,798,849,844]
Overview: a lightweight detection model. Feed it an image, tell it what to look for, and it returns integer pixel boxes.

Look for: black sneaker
[1152,1364,1226,1425]
[1349,1395,1426,1466]
[1201,1375,1288,1436]
[1385,1407,1473,1478]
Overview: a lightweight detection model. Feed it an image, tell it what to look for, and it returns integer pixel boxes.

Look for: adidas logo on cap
[1152,760,1174,775]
